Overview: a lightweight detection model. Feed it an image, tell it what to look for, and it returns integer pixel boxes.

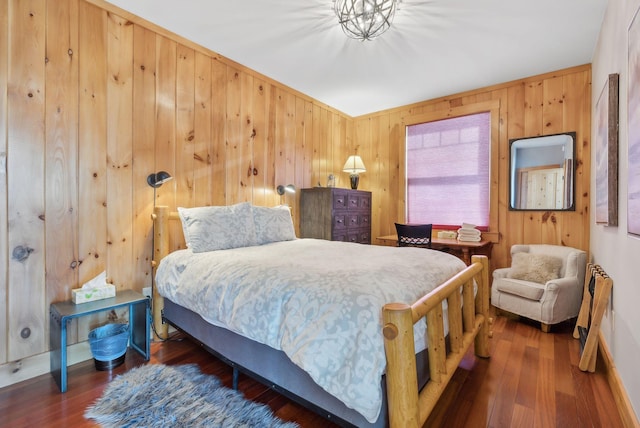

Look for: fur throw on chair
[507,252,563,284]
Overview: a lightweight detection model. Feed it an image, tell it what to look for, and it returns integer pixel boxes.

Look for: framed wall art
[628,7,640,236]
[595,73,619,226]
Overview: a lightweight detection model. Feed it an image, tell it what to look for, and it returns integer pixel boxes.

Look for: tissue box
[72,284,116,304]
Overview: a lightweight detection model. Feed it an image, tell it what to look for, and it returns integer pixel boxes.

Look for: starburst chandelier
[334,0,399,41]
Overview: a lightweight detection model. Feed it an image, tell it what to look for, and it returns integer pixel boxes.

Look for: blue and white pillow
[252,205,297,245]
[178,202,258,252]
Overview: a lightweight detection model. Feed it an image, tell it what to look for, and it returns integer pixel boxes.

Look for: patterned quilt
[155,238,465,423]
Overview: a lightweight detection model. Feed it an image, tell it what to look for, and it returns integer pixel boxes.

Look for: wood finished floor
[0,314,624,428]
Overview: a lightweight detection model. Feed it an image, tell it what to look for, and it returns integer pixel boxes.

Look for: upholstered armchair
[491,244,587,332]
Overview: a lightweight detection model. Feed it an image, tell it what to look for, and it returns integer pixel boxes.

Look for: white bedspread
[155,238,465,423]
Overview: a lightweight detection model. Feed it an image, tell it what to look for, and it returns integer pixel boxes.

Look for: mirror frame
[508,132,577,211]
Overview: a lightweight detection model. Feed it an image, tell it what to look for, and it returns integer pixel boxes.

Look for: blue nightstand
[49,289,150,392]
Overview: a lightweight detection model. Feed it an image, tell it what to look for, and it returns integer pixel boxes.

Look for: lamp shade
[147,171,173,188]
[342,155,366,174]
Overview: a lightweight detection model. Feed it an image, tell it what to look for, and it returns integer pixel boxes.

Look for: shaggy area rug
[85,364,299,428]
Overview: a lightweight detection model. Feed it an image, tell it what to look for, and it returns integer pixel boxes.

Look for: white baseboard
[0,341,93,389]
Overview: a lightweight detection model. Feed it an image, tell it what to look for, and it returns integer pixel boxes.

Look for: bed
[151,203,491,428]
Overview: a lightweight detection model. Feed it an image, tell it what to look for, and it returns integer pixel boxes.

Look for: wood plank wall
[357,65,592,271]
[0,0,349,367]
[0,0,9,369]
[0,0,591,374]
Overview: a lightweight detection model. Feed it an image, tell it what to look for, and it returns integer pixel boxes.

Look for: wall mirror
[509,132,576,211]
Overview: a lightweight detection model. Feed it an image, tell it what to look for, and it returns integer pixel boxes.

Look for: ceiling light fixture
[334,0,399,41]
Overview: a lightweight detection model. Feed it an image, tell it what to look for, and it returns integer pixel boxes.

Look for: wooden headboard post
[151,205,170,340]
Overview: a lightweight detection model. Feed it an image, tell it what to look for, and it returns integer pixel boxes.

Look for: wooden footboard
[382,255,490,428]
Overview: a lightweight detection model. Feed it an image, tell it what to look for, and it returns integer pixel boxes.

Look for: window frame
[402,100,500,237]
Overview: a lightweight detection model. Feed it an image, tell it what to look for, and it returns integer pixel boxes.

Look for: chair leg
[541,323,551,333]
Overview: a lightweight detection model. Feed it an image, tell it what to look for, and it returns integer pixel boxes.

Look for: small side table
[50,289,150,392]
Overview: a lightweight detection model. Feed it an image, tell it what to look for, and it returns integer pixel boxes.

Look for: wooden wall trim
[400,100,501,238]
[0,0,8,365]
[598,332,640,428]
[0,341,93,389]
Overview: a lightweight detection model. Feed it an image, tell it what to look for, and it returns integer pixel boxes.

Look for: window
[406,112,491,229]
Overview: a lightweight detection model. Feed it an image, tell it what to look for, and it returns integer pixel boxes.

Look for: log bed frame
[151,205,491,428]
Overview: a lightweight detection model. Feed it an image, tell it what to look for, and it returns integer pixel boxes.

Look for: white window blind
[406,112,490,228]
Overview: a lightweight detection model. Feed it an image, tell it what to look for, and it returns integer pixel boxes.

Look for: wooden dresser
[300,188,371,244]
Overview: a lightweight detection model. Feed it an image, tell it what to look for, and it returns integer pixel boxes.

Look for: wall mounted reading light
[277,184,296,195]
[146,171,173,188]
[342,155,366,189]
[147,171,173,341]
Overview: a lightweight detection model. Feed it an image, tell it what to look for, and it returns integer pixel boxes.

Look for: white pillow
[177,203,258,252]
[507,252,563,284]
[252,205,296,245]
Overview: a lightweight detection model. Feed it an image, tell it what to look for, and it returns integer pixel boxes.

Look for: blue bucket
[88,323,129,371]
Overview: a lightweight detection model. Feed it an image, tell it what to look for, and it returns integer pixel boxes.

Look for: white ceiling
[105,0,607,117]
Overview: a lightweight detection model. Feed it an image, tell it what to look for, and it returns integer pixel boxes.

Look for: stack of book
[457,223,481,242]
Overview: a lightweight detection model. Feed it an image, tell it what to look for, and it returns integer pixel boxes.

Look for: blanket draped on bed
[155,238,465,423]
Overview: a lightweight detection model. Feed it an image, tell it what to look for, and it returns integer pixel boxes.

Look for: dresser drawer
[332,230,349,242]
[333,213,347,230]
[346,232,361,244]
[360,214,370,229]
[355,230,371,244]
[347,194,360,210]
[347,213,359,228]
[333,192,348,210]
[331,229,371,244]
[344,213,371,229]
[332,229,370,244]
[347,193,371,211]
[332,212,370,231]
